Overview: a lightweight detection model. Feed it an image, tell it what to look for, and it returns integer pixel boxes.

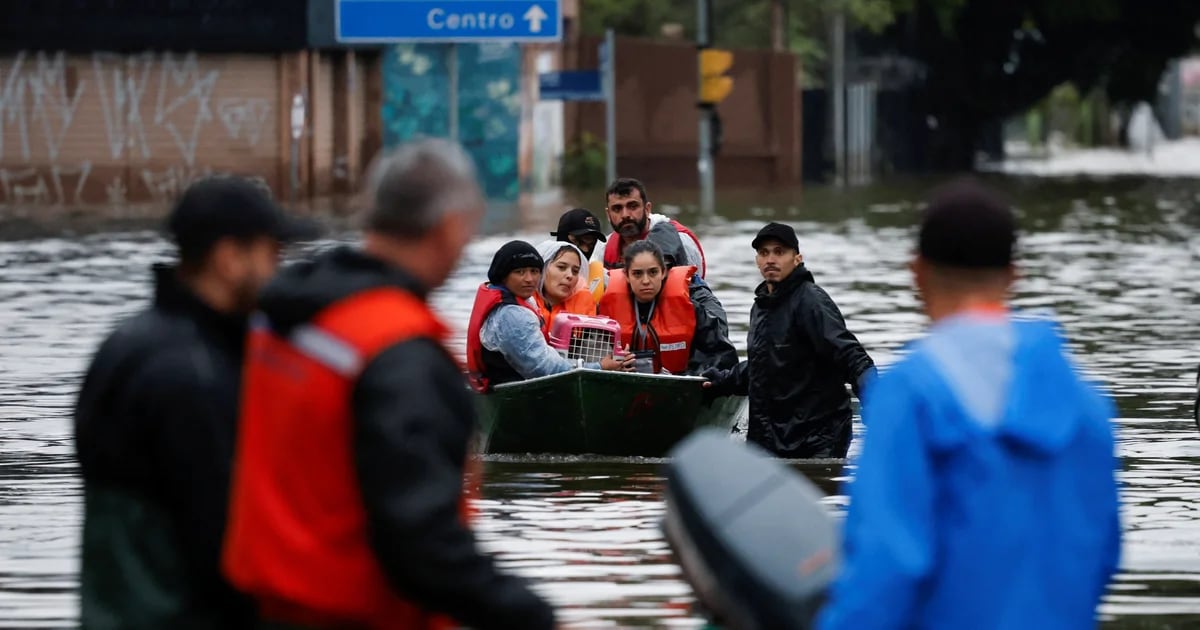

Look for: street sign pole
[448,43,459,141]
[697,0,715,215]
[603,28,616,184]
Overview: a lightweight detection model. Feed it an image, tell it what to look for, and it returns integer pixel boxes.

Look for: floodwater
[2,175,1199,628]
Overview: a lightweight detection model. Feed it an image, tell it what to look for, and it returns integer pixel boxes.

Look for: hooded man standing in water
[74,177,319,629]
[703,222,876,458]
[818,179,1121,629]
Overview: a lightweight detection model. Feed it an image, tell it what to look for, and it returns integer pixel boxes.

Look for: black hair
[622,240,665,270]
[605,177,649,204]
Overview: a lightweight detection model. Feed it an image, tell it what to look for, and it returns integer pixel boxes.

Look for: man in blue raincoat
[818,178,1122,630]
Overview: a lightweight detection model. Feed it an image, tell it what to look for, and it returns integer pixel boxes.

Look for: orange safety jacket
[531,287,597,336]
[597,266,697,374]
[223,287,477,630]
[465,283,543,392]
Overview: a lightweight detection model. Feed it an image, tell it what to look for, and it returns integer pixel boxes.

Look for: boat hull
[475,369,744,456]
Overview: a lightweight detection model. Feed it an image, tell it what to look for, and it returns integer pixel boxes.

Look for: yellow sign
[699,49,734,104]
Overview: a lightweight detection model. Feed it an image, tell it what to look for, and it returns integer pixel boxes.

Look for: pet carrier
[547,313,622,364]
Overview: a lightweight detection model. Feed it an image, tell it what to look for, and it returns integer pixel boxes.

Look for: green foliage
[561,132,608,191]
[577,0,965,87]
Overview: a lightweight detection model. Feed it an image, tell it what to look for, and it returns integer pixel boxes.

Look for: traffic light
[698,49,733,105]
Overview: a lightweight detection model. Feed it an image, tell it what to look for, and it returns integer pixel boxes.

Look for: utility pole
[831,8,846,186]
[696,0,733,214]
[771,0,786,52]
[697,0,715,214]
[603,28,617,184]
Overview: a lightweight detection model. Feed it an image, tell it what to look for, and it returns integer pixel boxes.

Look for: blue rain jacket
[818,313,1122,630]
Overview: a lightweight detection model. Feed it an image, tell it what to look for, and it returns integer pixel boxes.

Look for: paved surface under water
[1,176,1198,627]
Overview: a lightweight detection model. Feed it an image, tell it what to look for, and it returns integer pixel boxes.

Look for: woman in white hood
[529,240,597,335]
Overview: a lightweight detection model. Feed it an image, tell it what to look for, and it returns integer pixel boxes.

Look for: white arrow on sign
[523,4,548,33]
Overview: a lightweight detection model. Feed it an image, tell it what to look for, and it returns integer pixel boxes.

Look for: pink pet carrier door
[548,314,623,364]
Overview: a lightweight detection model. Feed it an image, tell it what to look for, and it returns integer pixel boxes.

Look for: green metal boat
[475,369,745,456]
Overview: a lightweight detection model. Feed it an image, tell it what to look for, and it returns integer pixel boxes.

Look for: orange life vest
[602,219,707,277]
[223,287,477,630]
[465,283,542,392]
[532,287,597,336]
[597,266,697,374]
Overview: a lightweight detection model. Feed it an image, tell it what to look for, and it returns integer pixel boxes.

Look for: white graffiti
[105,176,127,206]
[0,49,282,207]
[217,97,271,145]
[0,51,86,161]
[0,162,92,206]
[154,52,219,167]
[140,165,269,204]
[93,52,154,160]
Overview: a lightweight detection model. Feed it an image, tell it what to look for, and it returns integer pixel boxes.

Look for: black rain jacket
[706,265,876,458]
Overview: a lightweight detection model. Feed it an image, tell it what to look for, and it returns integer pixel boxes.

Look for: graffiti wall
[381,43,522,202]
[0,50,280,208]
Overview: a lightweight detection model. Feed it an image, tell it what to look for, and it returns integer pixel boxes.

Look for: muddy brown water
[2,176,1198,627]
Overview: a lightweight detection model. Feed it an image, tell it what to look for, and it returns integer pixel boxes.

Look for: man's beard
[618,216,647,239]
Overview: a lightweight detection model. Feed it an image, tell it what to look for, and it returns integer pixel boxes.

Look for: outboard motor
[662,429,839,630]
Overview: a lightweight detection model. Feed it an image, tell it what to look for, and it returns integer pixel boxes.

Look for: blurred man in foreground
[75,177,318,629]
[222,139,556,629]
[818,179,1121,629]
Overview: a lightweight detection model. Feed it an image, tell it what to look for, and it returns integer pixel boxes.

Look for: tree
[578,0,1200,170]
[864,0,1200,169]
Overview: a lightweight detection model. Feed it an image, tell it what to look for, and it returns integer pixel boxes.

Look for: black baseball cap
[751,222,800,252]
[166,177,320,258]
[551,208,607,241]
[919,178,1016,268]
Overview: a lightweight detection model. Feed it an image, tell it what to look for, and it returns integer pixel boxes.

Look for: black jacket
[74,264,255,630]
[255,247,555,630]
[707,265,876,458]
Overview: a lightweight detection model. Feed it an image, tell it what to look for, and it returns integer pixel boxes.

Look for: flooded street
[2,176,1199,627]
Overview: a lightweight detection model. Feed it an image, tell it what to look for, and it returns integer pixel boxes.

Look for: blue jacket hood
[914,315,1111,455]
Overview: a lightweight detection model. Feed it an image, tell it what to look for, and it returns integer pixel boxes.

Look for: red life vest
[602,218,707,277]
[531,288,597,336]
[465,284,541,392]
[223,287,475,630]
[597,266,697,374]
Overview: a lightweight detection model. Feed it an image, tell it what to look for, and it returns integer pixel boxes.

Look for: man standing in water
[222,138,557,629]
[818,179,1121,629]
[74,177,319,629]
[703,222,875,458]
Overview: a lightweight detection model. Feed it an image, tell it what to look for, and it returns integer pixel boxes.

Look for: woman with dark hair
[597,240,737,375]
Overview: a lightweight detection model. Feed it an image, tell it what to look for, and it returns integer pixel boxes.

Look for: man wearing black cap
[818,178,1120,630]
[703,221,876,459]
[551,207,606,258]
[74,176,319,629]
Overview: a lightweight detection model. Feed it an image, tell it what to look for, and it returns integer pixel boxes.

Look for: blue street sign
[539,70,603,101]
[336,0,562,43]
